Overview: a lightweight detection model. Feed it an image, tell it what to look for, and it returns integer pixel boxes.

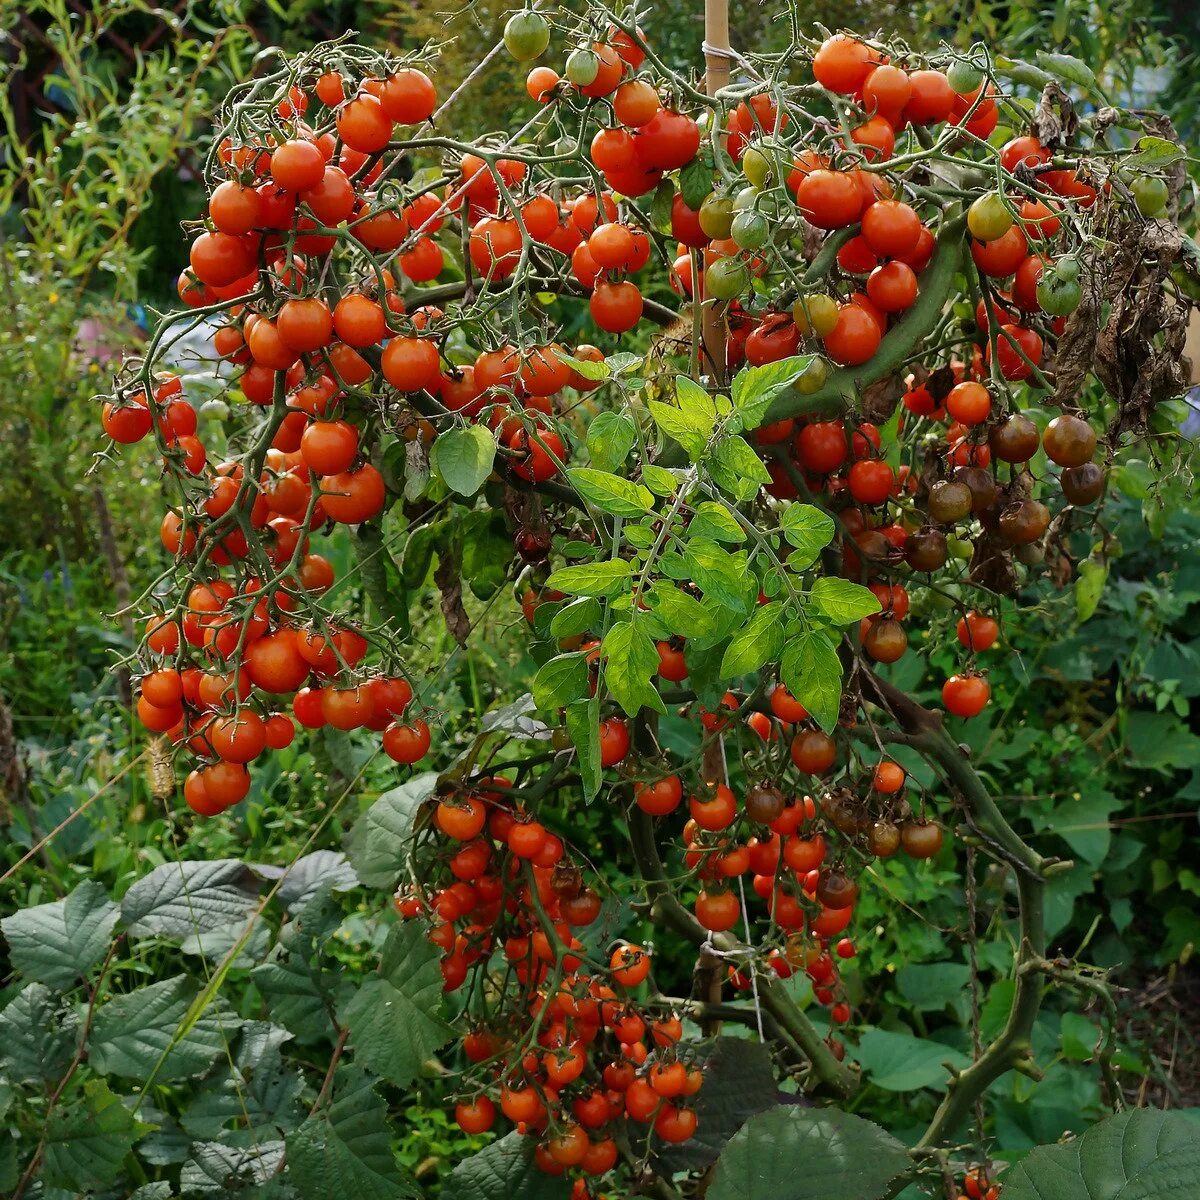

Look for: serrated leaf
[533,653,590,710]
[431,425,496,496]
[0,982,80,1083]
[685,540,752,614]
[1133,135,1185,169]
[707,437,772,501]
[688,500,745,543]
[706,1106,910,1200]
[179,1140,285,1195]
[780,504,835,567]
[648,399,712,461]
[585,410,636,472]
[809,578,881,624]
[253,850,357,916]
[42,1078,155,1191]
[676,374,718,420]
[549,597,601,639]
[90,975,239,1082]
[680,152,715,211]
[287,1067,420,1200]
[560,353,610,381]
[603,620,666,717]
[722,602,786,678]
[567,467,654,517]
[643,464,681,495]
[731,356,812,429]
[1000,1109,1199,1200]
[120,860,261,939]
[780,630,842,732]
[443,1132,572,1200]
[1,878,118,989]
[654,1038,779,1174]
[545,559,632,598]
[346,773,437,890]
[647,584,718,641]
[851,1028,969,1091]
[341,923,453,1088]
[565,699,602,801]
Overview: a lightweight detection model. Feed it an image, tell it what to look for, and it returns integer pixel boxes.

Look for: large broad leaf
[0,981,80,1083]
[851,1028,969,1092]
[89,974,240,1082]
[287,1067,420,1200]
[431,425,496,496]
[255,850,359,913]
[707,1105,911,1200]
[345,773,437,889]
[120,860,262,939]
[442,1131,572,1200]
[1,878,118,989]
[341,922,453,1088]
[1001,1109,1200,1200]
[42,1078,155,1191]
[655,1038,779,1174]
[179,1139,285,1195]
[251,889,347,1042]
[895,963,971,1012]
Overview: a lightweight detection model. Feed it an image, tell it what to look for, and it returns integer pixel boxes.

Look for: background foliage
[2,0,1199,1194]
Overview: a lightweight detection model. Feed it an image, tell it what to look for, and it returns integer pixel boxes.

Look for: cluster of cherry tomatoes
[392,773,703,1180]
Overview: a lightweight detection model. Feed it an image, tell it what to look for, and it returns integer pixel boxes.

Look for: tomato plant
[70,3,1200,1198]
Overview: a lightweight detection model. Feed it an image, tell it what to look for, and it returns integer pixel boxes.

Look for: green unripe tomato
[503,11,551,61]
[946,59,985,95]
[705,256,750,300]
[731,209,769,250]
[565,47,600,87]
[1036,273,1082,316]
[1130,175,1169,217]
[741,145,774,189]
[699,193,736,239]
[793,293,838,338]
[1055,254,1079,282]
[794,355,830,395]
[733,185,760,211]
[967,191,1014,242]
[551,727,572,751]
[948,535,974,561]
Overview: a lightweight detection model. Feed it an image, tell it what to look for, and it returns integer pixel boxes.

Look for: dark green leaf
[1034,50,1096,90]
[443,1131,572,1200]
[680,152,716,210]
[851,1028,969,1091]
[42,1079,155,1191]
[288,1067,420,1200]
[0,982,80,1083]
[346,773,437,890]
[707,1106,910,1200]
[1,878,118,989]
[565,699,602,801]
[532,653,589,710]
[120,860,261,939]
[340,923,453,1088]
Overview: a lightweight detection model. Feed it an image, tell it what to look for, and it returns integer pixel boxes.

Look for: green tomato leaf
[648,399,713,461]
[707,437,772,501]
[443,1131,571,1200]
[809,578,881,624]
[643,464,682,495]
[1075,558,1108,623]
[566,699,602,801]
[567,467,654,517]
[721,601,787,678]
[1034,50,1096,91]
[549,597,601,639]
[680,151,716,211]
[684,539,753,614]
[688,500,746,543]
[780,504,836,567]
[780,629,842,731]
[430,425,496,496]
[43,1078,156,1192]
[532,652,590,710]
[346,773,438,889]
[545,559,632,598]
[731,355,813,429]
[585,410,637,472]
[603,620,666,717]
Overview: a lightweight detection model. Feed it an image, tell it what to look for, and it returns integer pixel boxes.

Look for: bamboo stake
[701,0,731,385]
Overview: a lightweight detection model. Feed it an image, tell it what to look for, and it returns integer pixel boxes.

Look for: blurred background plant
[1,0,1199,1191]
